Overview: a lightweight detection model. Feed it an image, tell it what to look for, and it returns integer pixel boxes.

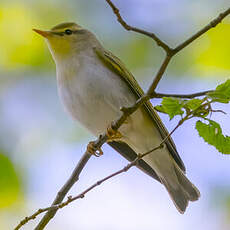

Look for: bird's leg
[87,141,103,157]
[106,123,123,142]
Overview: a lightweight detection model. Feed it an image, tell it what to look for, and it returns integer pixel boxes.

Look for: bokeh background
[0,0,230,229]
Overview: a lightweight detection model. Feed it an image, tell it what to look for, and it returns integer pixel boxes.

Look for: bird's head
[33,22,95,62]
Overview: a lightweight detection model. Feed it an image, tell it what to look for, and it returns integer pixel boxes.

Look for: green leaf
[184,99,209,118]
[0,153,21,208]
[154,105,167,114]
[184,99,203,110]
[183,99,209,117]
[156,97,184,120]
[196,120,230,154]
[208,79,230,103]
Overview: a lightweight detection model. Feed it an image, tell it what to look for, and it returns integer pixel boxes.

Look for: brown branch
[32,152,92,230]
[105,0,172,53]
[17,2,230,230]
[14,156,146,229]
[173,7,230,54]
[151,90,213,99]
[17,156,146,227]
[147,7,230,92]
[147,54,172,93]
[14,207,52,230]
[106,0,230,57]
[15,112,188,229]
[106,0,230,92]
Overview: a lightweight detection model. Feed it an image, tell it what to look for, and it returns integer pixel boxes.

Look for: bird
[33,22,200,213]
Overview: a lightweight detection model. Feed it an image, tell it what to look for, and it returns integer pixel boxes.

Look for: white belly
[56,55,137,136]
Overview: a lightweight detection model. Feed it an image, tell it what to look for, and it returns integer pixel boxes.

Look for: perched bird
[34,22,200,213]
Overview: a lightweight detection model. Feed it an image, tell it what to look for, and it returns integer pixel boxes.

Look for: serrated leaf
[184,99,203,110]
[196,120,230,154]
[154,105,167,114]
[208,79,230,103]
[157,97,184,120]
[185,98,210,118]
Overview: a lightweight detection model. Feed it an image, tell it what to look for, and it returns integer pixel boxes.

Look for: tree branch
[16,111,188,229]
[152,90,213,99]
[105,0,172,53]
[147,54,172,94]
[18,2,230,229]
[106,0,230,92]
[33,152,91,230]
[173,7,230,54]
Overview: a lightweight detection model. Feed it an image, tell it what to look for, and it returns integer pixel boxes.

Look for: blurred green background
[0,0,230,229]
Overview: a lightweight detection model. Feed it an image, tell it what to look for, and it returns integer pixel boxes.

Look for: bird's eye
[65,29,73,35]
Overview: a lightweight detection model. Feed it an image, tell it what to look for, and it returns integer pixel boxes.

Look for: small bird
[34,22,200,213]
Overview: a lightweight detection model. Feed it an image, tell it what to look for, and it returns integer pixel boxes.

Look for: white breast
[56,51,137,136]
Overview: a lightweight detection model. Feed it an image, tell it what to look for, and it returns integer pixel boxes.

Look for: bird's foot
[87,141,103,157]
[106,124,122,141]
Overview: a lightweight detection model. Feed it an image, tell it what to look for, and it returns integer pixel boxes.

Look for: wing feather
[108,141,161,182]
[94,47,186,172]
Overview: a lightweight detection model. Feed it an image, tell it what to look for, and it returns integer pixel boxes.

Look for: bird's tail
[159,163,200,214]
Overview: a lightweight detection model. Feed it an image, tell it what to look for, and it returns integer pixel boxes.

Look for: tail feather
[173,164,200,202]
[160,177,188,214]
[159,163,200,214]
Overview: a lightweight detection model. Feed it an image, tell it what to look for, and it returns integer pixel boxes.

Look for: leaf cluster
[155,79,230,154]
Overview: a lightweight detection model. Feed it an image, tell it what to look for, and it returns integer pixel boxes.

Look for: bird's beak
[33,29,52,38]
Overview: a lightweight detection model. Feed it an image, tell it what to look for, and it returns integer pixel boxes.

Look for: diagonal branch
[15,111,188,229]
[105,0,172,53]
[106,0,230,58]
[33,152,91,230]
[152,90,213,99]
[173,7,230,54]
[106,0,230,93]
[147,54,172,94]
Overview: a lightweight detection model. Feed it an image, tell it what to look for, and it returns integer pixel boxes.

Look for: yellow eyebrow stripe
[51,22,82,32]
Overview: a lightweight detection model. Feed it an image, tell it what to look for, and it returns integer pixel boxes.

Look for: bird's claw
[106,124,122,141]
[87,141,103,157]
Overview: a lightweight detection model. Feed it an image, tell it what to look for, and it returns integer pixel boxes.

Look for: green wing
[94,47,186,172]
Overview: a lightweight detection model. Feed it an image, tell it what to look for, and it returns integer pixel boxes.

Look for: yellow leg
[87,141,103,157]
[106,124,123,142]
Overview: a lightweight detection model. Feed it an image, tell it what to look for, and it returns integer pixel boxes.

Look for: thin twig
[173,7,230,54]
[210,109,227,115]
[14,207,53,230]
[33,152,91,230]
[15,113,186,229]
[13,146,160,229]
[147,54,172,93]
[106,0,230,57]
[105,0,172,53]
[152,90,213,99]
[18,2,230,230]
[106,0,230,94]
